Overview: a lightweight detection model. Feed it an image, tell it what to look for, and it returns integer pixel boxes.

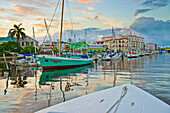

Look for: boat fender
[51,44,54,49]
[64,45,70,50]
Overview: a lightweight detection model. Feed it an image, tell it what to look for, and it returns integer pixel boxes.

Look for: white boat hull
[36,84,169,113]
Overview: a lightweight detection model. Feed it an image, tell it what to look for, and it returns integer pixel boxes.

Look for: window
[22,42,24,46]
[31,42,33,46]
[45,60,48,62]
[26,41,29,46]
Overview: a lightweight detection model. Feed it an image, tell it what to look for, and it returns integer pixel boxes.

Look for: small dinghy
[36,84,169,113]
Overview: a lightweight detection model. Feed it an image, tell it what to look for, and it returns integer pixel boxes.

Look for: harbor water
[0,54,170,113]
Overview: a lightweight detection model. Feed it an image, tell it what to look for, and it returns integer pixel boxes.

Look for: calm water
[0,54,170,113]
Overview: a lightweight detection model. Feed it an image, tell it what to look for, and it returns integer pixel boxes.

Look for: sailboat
[37,0,94,70]
[127,32,138,58]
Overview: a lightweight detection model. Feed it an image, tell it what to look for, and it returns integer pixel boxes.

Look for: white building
[20,36,39,49]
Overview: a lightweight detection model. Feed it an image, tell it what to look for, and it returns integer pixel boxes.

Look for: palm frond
[19,28,25,31]
[10,31,17,39]
[20,32,26,40]
[14,24,19,30]
[18,23,22,28]
[9,29,16,32]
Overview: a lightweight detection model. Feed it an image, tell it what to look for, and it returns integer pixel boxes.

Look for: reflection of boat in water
[39,64,94,85]
[36,84,170,113]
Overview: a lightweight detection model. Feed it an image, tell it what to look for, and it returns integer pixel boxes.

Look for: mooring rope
[106,86,128,113]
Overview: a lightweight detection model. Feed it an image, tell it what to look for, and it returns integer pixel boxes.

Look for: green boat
[38,55,94,70]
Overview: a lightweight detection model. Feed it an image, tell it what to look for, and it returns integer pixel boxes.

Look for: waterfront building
[145,43,157,51]
[20,36,39,49]
[94,34,144,52]
[165,48,170,53]
[0,36,39,49]
[122,35,144,51]
[87,45,106,53]
[42,40,59,52]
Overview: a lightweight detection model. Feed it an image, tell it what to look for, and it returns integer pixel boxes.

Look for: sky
[0,0,170,46]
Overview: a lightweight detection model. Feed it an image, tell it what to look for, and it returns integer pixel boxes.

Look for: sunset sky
[0,0,170,46]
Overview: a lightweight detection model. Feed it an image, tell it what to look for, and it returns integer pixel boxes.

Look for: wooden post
[3,54,9,70]
[59,0,65,57]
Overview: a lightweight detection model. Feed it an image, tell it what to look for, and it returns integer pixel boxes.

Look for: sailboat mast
[59,0,65,57]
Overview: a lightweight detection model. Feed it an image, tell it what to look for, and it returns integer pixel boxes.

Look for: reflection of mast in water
[129,59,134,84]
[4,70,10,95]
[60,78,66,102]
[34,68,37,101]
[113,62,117,87]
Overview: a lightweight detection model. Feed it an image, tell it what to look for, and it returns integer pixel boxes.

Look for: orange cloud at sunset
[103,21,122,28]
[77,0,101,4]
[12,5,44,15]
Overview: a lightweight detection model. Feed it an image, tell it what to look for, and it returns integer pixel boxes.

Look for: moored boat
[102,52,120,61]
[38,55,93,70]
[35,84,170,113]
[145,51,152,56]
[138,52,145,56]
[127,52,138,58]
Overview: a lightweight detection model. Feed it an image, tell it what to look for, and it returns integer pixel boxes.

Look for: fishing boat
[37,0,94,70]
[127,52,138,58]
[36,84,170,113]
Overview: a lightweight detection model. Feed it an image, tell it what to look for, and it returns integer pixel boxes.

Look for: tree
[9,23,26,43]
[24,45,39,54]
[53,47,58,53]
[0,41,23,52]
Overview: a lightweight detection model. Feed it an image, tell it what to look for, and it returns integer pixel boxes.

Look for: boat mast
[59,0,65,57]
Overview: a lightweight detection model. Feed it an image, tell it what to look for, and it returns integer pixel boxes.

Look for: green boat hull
[38,55,94,70]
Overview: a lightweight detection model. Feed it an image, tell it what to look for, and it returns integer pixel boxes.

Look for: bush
[0,41,23,52]
[24,45,39,54]
[0,52,13,57]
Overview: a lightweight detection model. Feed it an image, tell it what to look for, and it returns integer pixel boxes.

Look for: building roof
[96,38,128,43]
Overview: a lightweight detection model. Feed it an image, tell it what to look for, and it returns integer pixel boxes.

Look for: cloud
[77,0,102,4]
[129,17,170,45]
[141,0,168,8]
[134,0,168,16]
[0,8,14,13]
[86,6,95,10]
[134,9,153,16]
[0,16,22,22]
[12,4,44,15]
[6,0,55,7]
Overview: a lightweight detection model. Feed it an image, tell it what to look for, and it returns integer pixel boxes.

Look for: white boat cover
[35,84,170,113]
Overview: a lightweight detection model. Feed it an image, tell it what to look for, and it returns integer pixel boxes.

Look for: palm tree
[9,23,26,43]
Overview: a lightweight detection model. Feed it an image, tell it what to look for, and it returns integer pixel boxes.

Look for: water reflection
[0,54,169,112]
[38,64,94,107]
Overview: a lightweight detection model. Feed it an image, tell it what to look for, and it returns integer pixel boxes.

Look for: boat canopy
[23,53,34,59]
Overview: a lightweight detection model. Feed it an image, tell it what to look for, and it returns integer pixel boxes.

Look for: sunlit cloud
[87,6,95,10]
[86,16,101,22]
[103,21,122,28]
[6,0,55,7]
[12,4,44,15]
[0,8,14,13]
[77,0,102,4]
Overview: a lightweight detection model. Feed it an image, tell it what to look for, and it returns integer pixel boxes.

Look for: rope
[106,86,128,113]
[43,0,61,43]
